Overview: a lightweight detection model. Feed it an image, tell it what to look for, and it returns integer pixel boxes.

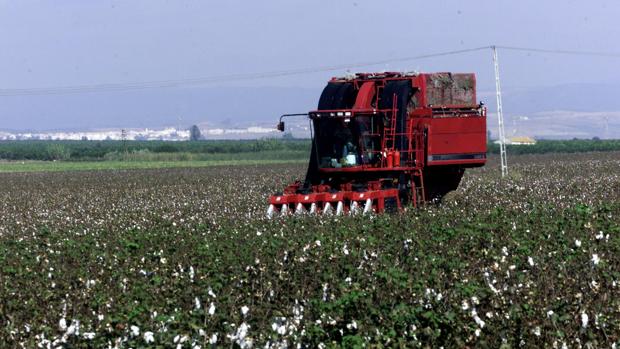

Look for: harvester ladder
[411,168,426,207]
[406,120,426,167]
[380,94,398,163]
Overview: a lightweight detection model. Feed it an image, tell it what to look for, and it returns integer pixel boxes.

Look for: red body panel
[424,115,487,166]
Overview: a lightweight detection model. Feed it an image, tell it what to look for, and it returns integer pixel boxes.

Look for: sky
[1,0,619,131]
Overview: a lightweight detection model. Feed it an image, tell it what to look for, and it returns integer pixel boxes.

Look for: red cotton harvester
[267,72,487,217]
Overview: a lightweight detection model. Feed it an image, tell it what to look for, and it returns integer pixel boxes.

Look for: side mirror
[276,121,285,132]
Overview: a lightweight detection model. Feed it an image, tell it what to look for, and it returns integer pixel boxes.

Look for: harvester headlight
[330,113,335,117]
[337,112,344,116]
[344,111,352,116]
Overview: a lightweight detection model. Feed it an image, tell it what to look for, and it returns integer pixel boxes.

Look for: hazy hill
[1,82,618,138]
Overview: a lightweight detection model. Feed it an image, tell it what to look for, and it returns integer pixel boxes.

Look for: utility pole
[121,129,128,153]
[604,115,609,139]
[492,45,508,177]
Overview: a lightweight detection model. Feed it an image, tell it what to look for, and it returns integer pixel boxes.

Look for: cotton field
[0,152,619,347]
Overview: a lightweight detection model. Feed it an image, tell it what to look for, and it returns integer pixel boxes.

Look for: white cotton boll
[143,331,155,343]
[592,254,600,265]
[581,313,589,328]
[473,314,485,328]
[66,320,80,336]
[194,297,201,310]
[130,325,140,337]
[83,332,95,340]
[241,305,249,316]
[59,318,67,331]
[590,280,599,290]
[403,239,412,250]
[208,303,216,316]
[315,240,321,247]
[575,239,581,247]
[527,257,534,266]
[209,334,218,344]
[475,328,481,337]
[533,327,541,337]
[272,319,287,335]
[346,320,358,330]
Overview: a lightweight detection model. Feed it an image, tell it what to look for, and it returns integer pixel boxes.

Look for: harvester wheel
[423,167,465,203]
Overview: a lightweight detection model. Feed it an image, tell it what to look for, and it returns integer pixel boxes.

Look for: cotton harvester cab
[268,72,486,217]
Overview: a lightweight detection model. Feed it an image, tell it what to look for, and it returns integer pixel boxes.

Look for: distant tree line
[0,139,311,161]
[487,139,620,155]
[0,138,619,161]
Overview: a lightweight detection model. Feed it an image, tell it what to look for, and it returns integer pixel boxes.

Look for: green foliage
[102,149,307,162]
[0,159,306,173]
[487,139,620,155]
[0,139,312,161]
[2,138,620,162]
[44,143,71,160]
[189,125,202,141]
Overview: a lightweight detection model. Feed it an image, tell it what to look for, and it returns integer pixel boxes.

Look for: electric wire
[1,45,619,97]
[0,46,490,96]
[494,45,620,58]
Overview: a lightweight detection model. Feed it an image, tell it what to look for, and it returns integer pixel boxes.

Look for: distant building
[495,136,537,145]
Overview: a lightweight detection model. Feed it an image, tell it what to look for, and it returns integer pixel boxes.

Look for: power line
[1,45,619,97]
[0,46,490,97]
[495,45,620,57]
